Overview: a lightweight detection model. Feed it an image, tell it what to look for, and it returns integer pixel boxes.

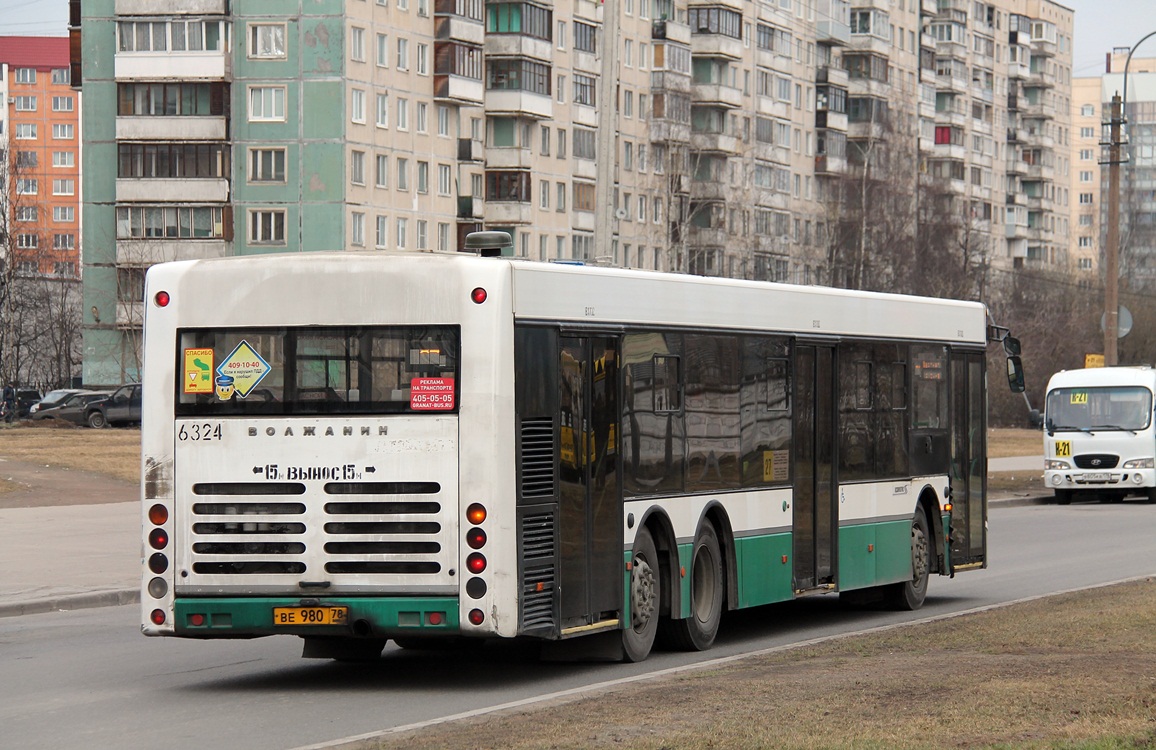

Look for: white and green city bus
[140,248,1020,662]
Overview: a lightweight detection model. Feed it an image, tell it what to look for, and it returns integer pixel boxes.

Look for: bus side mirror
[1006,355,1025,393]
[1002,335,1021,356]
[1028,408,1043,430]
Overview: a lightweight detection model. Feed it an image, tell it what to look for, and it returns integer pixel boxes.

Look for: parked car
[31,391,113,425]
[85,383,142,428]
[12,388,42,419]
[30,388,83,416]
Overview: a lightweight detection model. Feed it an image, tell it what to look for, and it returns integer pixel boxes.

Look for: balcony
[848,34,891,57]
[116,116,226,141]
[573,159,597,180]
[1031,38,1057,57]
[1005,222,1028,240]
[815,154,848,175]
[484,89,552,119]
[690,131,738,154]
[816,19,850,46]
[817,66,850,87]
[486,35,552,62]
[1018,98,1054,120]
[115,50,229,80]
[1008,60,1029,80]
[116,300,144,329]
[434,75,484,105]
[652,19,691,45]
[816,110,848,131]
[932,143,967,161]
[1023,163,1054,182]
[116,178,230,203]
[434,15,485,46]
[649,119,691,143]
[457,196,483,219]
[690,34,743,60]
[458,138,481,162]
[116,239,227,266]
[116,0,225,12]
[485,147,536,170]
[691,82,742,108]
[485,201,534,224]
[756,97,791,119]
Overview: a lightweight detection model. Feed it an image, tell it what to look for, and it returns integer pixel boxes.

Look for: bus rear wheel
[622,526,659,663]
[886,510,930,611]
[659,521,723,651]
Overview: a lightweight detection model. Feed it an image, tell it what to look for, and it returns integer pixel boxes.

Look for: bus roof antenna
[463,231,513,258]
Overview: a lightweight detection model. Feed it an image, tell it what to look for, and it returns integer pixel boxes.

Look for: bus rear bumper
[169,596,460,638]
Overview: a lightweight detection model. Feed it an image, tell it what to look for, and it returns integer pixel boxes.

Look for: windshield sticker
[183,348,215,394]
[216,340,271,399]
[410,377,455,410]
[1070,391,1088,405]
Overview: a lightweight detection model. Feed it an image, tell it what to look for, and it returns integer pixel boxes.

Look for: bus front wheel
[660,521,724,651]
[886,510,930,611]
[1055,489,1072,505]
[622,526,659,663]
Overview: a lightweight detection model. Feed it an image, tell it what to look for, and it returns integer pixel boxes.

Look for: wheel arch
[696,501,736,612]
[916,484,945,575]
[635,506,680,619]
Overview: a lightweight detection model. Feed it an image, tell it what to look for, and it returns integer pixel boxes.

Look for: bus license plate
[273,606,348,626]
[1083,473,1110,482]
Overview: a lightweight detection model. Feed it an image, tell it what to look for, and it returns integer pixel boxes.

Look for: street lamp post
[1106,31,1156,365]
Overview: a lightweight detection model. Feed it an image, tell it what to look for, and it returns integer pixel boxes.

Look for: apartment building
[0,36,81,280]
[73,0,1074,384]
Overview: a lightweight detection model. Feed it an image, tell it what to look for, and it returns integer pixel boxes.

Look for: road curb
[0,588,139,619]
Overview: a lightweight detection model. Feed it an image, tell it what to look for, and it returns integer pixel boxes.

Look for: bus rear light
[466,503,487,524]
[148,553,168,574]
[466,552,487,574]
[466,577,487,598]
[147,577,168,599]
[468,609,485,626]
[149,528,169,550]
[427,611,445,626]
[943,503,953,513]
[466,527,487,549]
[471,287,488,304]
[154,291,170,307]
[150,609,166,625]
[148,504,168,525]
[189,614,206,627]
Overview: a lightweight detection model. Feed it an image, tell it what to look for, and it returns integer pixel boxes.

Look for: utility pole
[1104,93,1122,366]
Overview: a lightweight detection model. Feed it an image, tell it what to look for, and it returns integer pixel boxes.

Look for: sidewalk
[0,457,1049,619]
[0,459,140,618]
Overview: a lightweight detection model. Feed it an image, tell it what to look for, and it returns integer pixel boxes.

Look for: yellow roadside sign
[1084,354,1105,368]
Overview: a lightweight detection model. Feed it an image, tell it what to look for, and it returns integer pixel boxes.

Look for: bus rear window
[175,326,459,416]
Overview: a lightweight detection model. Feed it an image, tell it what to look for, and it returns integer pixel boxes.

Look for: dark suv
[85,383,142,428]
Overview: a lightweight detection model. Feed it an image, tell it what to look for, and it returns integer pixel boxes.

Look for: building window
[352,212,365,246]
[54,206,75,222]
[249,148,286,182]
[376,215,388,248]
[250,210,287,244]
[439,222,450,251]
[51,68,70,84]
[14,96,37,111]
[417,42,428,74]
[376,93,389,127]
[54,262,78,277]
[417,161,429,193]
[486,2,553,40]
[52,124,75,140]
[16,206,37,222]
[1081,104,1095,117]
[397,158,409,190]
[438,106,451,136]
[397,218,408,249]
[488,58,552,96]
[52,178,76,196]
[1079,193,1094,205]
[574,21,596,52]
[15,123,37,139]
[53,151,76,168]
[397,37,409,69]
[417,220,428,249]
[573,181,595,211]
[485,170,531,201]
[16,151,37,168]
[351,27,366,61]
[17,234,38,249]
[249,86,287,121]
[351,150,366,185]
[376,154,389,188]
[14,67,35,83]
[377,33,389,67]
[397,98,409,130]
[1078,236,1093,248]
[417,102,428,133]
[249,24,287,58]
[117,81,227,116]
[573,74,595,105]
[351,89,366,123]
[118,143,230,178]
[438,164,452,195]
[16,178,37,195]
[53,234,76,250]
[116,206,225,239]
[540,180,551,209]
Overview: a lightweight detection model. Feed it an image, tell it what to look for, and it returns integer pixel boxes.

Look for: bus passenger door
[949,352,987,569]
[558,336,622,629]
[792,344,837,591]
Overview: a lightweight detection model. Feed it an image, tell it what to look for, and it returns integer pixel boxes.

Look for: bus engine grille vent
[1074,454,1119,469]
[519,418,555,498]
[521,511,556,631]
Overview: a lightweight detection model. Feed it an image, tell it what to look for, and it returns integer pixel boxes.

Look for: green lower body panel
[839,519,914,591]
[172,596,459,638]
[734,533,794,608]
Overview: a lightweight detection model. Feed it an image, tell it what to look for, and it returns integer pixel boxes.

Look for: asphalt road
[3,500,1155,750]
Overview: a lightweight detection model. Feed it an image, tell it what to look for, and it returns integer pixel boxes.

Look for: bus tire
[622,526,660,663]
[886,510,930,611]
[659,521,724,651]
[1055,489,1072,505]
